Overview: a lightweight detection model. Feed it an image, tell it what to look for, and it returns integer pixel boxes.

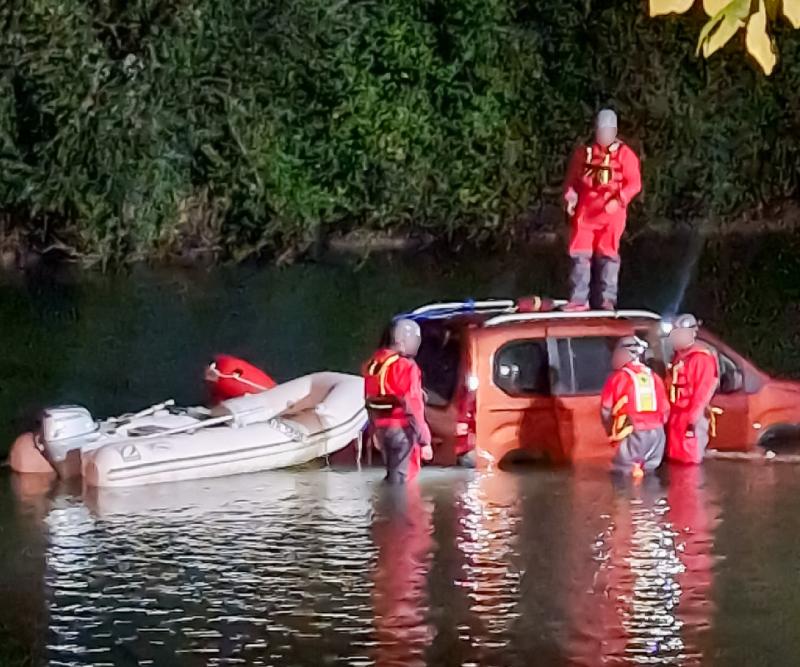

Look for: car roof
[396,299,662,332]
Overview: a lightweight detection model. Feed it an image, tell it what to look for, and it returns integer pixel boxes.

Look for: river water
[2,233,800,665]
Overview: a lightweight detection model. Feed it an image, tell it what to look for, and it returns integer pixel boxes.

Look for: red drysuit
[666,344,719,464]
[564,140,642,258]
[364,348,431,482]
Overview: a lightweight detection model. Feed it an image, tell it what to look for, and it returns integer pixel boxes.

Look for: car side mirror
[720,367,743,394]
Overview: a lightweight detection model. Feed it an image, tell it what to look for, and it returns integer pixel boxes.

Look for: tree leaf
[703,15,745,55]
[649,0,694,17]
[696,12,726,53]
[746,0,777,73]
[703,0,731,16]
[783,0,800,27]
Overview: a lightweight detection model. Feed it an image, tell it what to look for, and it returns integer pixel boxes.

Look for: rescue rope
[206,365,271,392]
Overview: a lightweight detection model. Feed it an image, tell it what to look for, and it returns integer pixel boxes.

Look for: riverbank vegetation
[2,0,800,267]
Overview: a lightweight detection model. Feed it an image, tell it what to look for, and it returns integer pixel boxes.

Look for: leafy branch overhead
[650,0,800,74]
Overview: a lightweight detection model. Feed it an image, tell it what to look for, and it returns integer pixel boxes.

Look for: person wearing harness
[600,336,669,477]
[363,319,433,484]
[563,109,642,311]
[666,314,720,465]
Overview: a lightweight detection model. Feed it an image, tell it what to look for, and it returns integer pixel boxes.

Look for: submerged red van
[388,299,800,468]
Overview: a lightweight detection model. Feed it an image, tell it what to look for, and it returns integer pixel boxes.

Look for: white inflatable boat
[35,372,367,488]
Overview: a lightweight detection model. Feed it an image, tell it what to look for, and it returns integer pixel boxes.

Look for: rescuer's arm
[599,373,618,435]
[403,362,432,458]
[654,374,670,424]
[564,147,583,216]
[687,354,719,426]
[618,145,642,208]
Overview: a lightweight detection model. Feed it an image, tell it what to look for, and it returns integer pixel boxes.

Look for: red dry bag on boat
[205,354,276,403]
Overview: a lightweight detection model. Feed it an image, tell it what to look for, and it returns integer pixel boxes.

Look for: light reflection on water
[27,465,723,666]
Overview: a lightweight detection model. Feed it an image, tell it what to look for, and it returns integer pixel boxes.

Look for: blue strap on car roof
[392,298,476,322]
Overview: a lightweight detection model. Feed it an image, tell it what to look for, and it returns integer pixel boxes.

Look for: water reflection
[371,484,433,667]
[568,466,719,665]
[11,464,727,666]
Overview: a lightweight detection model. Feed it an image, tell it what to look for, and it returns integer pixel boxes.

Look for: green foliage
[1,0,799,263]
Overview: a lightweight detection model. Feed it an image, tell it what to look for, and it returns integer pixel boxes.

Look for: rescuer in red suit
[601,336,669,476]
[364,319,433,484]
[563,109,642,311]
[666,314,720,465]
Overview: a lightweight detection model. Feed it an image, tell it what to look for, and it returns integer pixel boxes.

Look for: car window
[415,322,461,406]
[712,348,741,394]
[494,340,550,396]
[555,336,617,395]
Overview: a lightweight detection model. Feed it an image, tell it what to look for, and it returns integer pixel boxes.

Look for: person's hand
[565,189,578,216]
[421,444,433,462]
[685,423,696,438]
[604,197,620,214]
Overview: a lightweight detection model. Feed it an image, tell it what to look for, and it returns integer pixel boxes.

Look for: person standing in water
[563,109,642,311]
[601,336,669,477]
[363,319,433,484]
[666,314,720,465]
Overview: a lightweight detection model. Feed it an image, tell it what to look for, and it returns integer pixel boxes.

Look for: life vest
[610,364,659,443]
[668,346,717,408]
[668,345,723,436]
[364,349,407,422]
[584,141,620,187]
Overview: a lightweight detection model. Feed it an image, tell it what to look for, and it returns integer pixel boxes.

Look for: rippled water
[1,462,797,666]
[4,235,800,665]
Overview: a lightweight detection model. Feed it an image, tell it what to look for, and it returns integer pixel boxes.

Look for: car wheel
[456,450,476,468]
[758,424,800,453]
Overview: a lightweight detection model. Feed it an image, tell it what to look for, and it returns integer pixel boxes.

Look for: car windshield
[416,322,461,406]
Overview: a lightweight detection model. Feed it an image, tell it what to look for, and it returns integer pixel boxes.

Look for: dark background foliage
[1,0,799,263]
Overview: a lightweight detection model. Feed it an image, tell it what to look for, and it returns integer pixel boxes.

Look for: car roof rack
[483,309,662,327]
[398,299,517,321]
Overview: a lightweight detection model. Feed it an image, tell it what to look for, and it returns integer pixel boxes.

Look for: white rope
[205,364,271,392]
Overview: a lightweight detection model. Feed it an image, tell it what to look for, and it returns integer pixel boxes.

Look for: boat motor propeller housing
[39,406,99,464]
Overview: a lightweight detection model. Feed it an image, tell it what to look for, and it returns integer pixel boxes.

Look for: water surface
[2,234,800,665]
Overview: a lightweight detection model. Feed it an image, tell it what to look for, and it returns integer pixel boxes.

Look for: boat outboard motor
[39,406,100,472]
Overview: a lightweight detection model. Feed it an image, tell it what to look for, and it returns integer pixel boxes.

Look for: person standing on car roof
[363,319,433,484]
[601,336,669,477]
[666,314,720,465]
[563,109,642,311]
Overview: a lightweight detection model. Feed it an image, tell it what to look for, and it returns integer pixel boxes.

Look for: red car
[385,299,800,468]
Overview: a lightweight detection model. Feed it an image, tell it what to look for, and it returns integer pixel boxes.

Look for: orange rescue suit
[564,141,641,258]
[601,361,669,442]
[363,348,431,480]
[666,344,720,464]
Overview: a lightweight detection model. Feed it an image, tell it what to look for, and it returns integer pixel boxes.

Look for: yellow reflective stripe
[622,366,657,413]
[377,355,400,395]
[669,362,682,404]
[708,406,724,438]
[611,423,634,442]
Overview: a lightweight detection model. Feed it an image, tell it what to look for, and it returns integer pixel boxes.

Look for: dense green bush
[1,0,799,263]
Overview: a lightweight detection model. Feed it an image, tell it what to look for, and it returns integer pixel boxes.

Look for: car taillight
[454,377,477,456]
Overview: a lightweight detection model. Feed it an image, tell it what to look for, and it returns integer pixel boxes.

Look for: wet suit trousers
[569,255,620,306]
[667,412,710,465]
[568,216,625,307]
[378,427,421,484]
[612,427,666,474]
